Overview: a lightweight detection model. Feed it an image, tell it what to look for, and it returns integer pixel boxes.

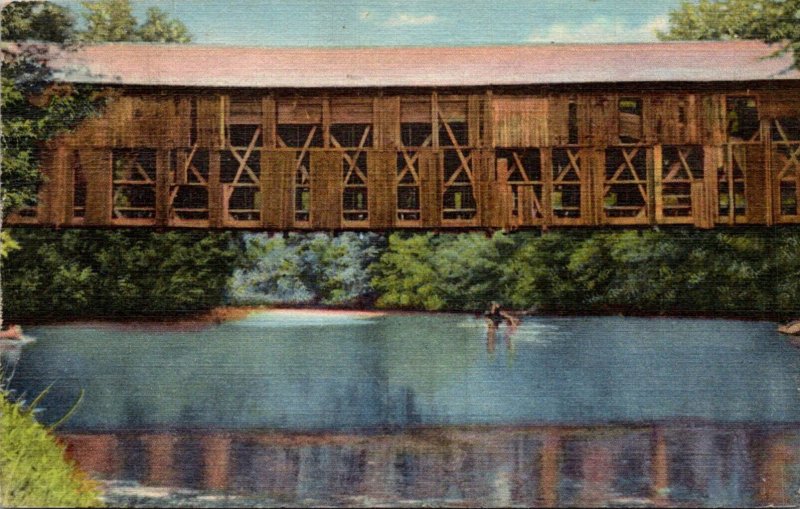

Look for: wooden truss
[604,147,648,221]
[439,112,476,221]
[278,126,319,223]
[718,145,747,222]
[396,133,432,222]
[552,148,583,221]
[659,146,703,220]
[112,149,156,220]
[773,118,800,219]
[169,143,209,222]
[504,149,545,224]
[331,125,371,222]
[223,127,262,223]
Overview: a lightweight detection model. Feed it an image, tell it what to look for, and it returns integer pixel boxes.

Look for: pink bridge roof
[45,40,800,89]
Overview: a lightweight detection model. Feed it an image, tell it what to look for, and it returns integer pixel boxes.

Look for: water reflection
[62,423,800,507]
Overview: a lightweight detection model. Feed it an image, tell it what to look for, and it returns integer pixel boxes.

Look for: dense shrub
[1,229,241,320]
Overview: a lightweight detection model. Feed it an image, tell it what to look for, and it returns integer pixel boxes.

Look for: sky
[53,0,686,47]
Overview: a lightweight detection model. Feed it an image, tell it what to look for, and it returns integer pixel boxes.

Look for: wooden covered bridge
[8,41,800,230]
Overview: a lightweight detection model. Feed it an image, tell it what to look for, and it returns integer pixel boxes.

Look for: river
[4,311,800,507]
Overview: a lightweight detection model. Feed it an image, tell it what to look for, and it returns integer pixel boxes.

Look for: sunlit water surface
[6,313,800,507]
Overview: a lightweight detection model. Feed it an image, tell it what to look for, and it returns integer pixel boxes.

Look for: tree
[1,1,75,43]
[80,0,191,43]
[1,1,102,217]
[659,0,800,68]
[1,0,192,218]
[137,7,192,43]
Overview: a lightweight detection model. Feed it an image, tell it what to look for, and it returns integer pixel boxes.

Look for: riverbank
[9,304,797,329]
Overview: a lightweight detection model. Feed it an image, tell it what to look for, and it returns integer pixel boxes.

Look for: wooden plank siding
[8,85,800,231]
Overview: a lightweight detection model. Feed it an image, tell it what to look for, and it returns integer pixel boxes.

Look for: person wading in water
[484,302,519,328]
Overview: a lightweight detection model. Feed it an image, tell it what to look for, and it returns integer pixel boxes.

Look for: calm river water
[5,312,800,507]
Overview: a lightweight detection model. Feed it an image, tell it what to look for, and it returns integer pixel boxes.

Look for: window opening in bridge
[442,149,476,220]
[169,149,209,221]
[331,123,371,222]
[661,146,703,218]
[568,101,579,145]
[439,102,475,221]
[772,117,800,218]
[278,124,322,223]
[221,149,261,222]
[342,150,369,222]
[401,123,432,148]
[72,150,87,218]
[552,148,582,219]
[397,152,421,221]
[112,149,156,220]
[604,147,648,219]
[439,121,468,148]
[397,122,431,222]
[726,96,759,142]
[294,152,311,222]
[719,146,747,219]
[618,97,643,144]
[497,148,543,221]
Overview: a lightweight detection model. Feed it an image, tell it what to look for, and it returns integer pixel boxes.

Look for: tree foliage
[1,0,192,217]
[659,0,800,68]
[230,232,384,307]
[2,229,241,320]
[80,0,191,43]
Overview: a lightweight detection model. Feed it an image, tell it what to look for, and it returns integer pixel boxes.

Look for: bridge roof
[33,40,800,89]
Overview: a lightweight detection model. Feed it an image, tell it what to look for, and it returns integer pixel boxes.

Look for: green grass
[0,385,103,507]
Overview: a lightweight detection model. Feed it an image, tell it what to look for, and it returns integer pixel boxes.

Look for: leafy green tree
[80,0,191,43]
[2,229,241,319]
[659,0,800,68]
[137,7,192,43]
[371,233,444,310]
[231,232,383,306]
[1,1,76,43]
[1,1,103,216]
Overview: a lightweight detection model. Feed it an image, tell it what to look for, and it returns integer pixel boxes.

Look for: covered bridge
[7,41,800,230]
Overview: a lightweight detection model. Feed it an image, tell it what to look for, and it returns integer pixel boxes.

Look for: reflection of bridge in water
[62,423,799,506]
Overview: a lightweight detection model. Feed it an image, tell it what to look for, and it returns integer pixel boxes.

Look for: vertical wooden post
[322,96,331,149]
[310,151,342,230]
[367,151,395,229]
[496,157,511,229]
[542,147,554,225]
[653,145,664,223]
[484,90,494,149]
[84,149,112,226]
[592,148,606,225]
[419,150,441,227]
[48,145,69,226]
[62,148,76,225]
[208,150,222,228]
[218,95,227,148]
[263,96,277,149]
[155,150,171,226]
[431,91,440,149]
[647,147,657,224]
